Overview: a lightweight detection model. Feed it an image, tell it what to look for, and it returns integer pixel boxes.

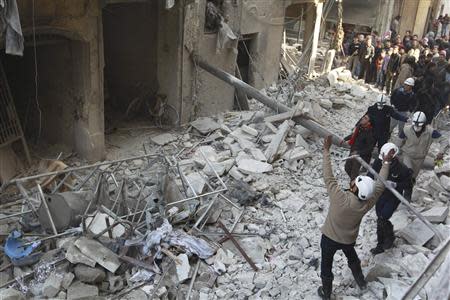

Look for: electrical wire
[32,0,42,141]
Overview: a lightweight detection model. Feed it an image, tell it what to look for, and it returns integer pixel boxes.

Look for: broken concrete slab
[365,264,395,282]
[440,175,450,191]
[241,125,258,137]
[42,273,64,298]
[401,252,429,278]
[0,288,25,300]
[264,120,292,163]
[176,253,190,283]
[378,277,410,299]
[282,148,310,162]
[203,162,226,176]
[66,244,96,267]
[249,148,267,162]
[236,236,268,264]
[399,218,435,246]
[151,133,176,146]
[319,99,333,109]
[422,206,449,223]
[390,209,410,232]
[67,282,99,300]
[295,134,309,150]
[74,237,121,273]
[191,117,221,135]
[74,264,106,283]
[87,212,125,238]
[185,172,206,195]
[237,158,273,174]
[62,272,75,290]
[229,166,245,180]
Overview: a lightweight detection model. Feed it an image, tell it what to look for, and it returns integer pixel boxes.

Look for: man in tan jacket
[318,136,391,300]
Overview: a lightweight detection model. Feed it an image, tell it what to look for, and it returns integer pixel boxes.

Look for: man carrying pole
[319,136,391,300]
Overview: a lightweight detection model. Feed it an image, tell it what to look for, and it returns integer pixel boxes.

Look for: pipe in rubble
[193,56,346,147]
[351,155,444,242]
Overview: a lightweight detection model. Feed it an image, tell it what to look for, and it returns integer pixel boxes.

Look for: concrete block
[0,288,25,300]
[74,265,106,283]
[176,253,190,283]
[440,175,450,191]
[62,272,75,290]
[249,148,267,161]
[241,125,258,137]
[66,244,96,267]
[191,117,220,135]
[151,133,176,146]
[86,212,125,238]
[67,282,99,300]
[42,273,63,298]
[229,166,244,180]
[237,158,273,174]
[319,99,333,109]
[185,172,206,195]
[282,148,310,162]
[400,218,435,245]
[74,237,121,273]
[422,206,449,223]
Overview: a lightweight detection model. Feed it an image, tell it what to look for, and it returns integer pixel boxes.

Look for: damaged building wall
[181,0,285,119]
[10,0,105,161]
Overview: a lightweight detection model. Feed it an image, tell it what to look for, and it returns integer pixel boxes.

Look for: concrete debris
[241,125,259,137]
[42,273,64,298]
[151,133,176,146]
[74,237,121,273]
[439,175,450,191]
[399,218,435,246]
[74,264,106,283]
[191,117,221,135]
[67,281,99,300]
[0,288,25,300]
[65,244,97,267]
[422,206,449,223]
[176,253,191,283]
[86,212,125,238]
[237,158,273,174]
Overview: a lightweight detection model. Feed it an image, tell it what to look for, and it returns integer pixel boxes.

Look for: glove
[386,180,397,188]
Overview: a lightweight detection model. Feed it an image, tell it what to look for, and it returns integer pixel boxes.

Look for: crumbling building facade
[1,0,303,165]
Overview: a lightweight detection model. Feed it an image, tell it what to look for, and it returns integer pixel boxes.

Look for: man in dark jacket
[390,77,415,135]
[367,95,409,152]
[368,143,413,255]
[342,114,376,180]
[385,45,401,94]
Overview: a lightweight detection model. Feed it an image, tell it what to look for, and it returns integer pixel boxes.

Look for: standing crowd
[316,18,450,300]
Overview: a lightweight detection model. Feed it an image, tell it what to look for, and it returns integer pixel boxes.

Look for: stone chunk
[422,206,449,223]
[185,172,206,195]
[241,125,259,137]
[66,244,96,267]
[237,158,273,174]
[42,273,63,298]
[191,117,220,135]
[62,272,75,290]
[67,282,99,300]
[151,133,176,146]
[74,237,121,273]
[400,218,435,245]
[176,253,190,283]
[0,288,25,300]
[74,265,106,283]
[319,99,333,109]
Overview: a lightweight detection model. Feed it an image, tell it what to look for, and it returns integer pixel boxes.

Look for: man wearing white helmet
[390,77,416,136]
[366,94,409,152]
[398,111,446,199]
[368,143,413,254]
[318,136,391,300]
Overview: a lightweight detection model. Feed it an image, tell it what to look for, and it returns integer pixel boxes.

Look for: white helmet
[378,142,399,160]
[354,175,375,201]
[412,111,426,132]
[376,94,387,109]
[404,77,415,86]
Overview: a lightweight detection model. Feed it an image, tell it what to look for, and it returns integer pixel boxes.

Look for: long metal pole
[193,56,346,147]
[401,237,450,300]
[352,155,444,242]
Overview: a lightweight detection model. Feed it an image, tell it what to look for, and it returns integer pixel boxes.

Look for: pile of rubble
[0,71,449,299]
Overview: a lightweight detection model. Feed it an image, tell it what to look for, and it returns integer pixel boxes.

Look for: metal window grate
[0,59,31,164]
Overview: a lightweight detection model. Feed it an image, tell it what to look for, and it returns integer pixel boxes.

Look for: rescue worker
[398,111,445,199]
[368,143,413,254]
[319,136,391,300]
[366,95,409,152]
[390,78,416,135]
[342,114,376,181]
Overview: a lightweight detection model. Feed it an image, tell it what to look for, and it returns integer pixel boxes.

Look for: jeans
[375,193,401,219]
[352,59,361,78]
[390,111,409,136]
[376,70,384,87]
[320,234,360,279]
